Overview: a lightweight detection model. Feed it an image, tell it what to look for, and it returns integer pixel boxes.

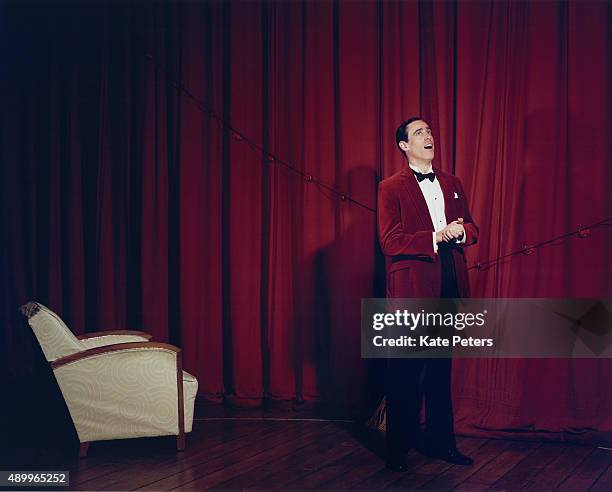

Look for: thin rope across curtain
[144,53,612,277]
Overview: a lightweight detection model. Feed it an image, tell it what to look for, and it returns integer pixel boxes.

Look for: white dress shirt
[408,163,464,253]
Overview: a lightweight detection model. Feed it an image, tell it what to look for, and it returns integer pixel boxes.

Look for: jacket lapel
[400,166,435,231]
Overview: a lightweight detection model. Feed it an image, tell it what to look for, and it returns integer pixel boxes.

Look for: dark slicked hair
[395,116,423,153]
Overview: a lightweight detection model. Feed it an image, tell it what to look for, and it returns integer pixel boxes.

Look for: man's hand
[436,218,465,243]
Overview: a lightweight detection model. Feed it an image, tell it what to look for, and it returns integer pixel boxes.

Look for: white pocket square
[454,192,459,199]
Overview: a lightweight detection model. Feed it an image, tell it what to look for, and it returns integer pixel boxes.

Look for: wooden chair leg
[177,432,185,452]
[79,442,90,458]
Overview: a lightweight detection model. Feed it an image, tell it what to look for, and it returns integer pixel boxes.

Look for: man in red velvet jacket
[378,117,479,472]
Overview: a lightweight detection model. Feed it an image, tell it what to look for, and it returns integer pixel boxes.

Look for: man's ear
[399,141,409,153]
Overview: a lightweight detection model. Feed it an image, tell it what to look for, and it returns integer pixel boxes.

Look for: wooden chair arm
[51,341,180,369]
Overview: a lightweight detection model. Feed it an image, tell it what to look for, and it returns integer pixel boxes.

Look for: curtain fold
[1,0,610,441]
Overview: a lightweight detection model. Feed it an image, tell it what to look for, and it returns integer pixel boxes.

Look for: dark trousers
[386,357,455,453]
[386,245,458,454]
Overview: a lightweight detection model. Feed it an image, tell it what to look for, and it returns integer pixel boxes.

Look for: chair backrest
[20,302,84,362]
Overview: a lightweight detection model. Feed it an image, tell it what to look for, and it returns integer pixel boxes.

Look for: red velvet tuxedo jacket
[377,165,478,298]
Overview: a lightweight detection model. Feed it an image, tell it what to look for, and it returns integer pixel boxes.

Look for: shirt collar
[408,163,433,174]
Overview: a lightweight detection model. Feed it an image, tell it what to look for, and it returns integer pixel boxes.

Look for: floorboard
[556,447,612,491]
[145,421,322,490]
[488,442,569,490]
[28,408,607,492]
[449,440,541,490]
[521,444,593,490]
[418,438,513,490]
[211,423,349,489]
[591,462,612,491]
[246,424,361,490]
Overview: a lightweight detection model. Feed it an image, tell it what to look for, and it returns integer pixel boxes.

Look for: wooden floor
[61,414,611,491]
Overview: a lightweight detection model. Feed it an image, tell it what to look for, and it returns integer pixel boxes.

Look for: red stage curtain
[1,0,610,441]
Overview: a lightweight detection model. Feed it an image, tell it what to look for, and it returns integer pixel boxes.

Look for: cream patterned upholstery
[20,302,198,454]
[25,302,84,362]
[78,334,153,350]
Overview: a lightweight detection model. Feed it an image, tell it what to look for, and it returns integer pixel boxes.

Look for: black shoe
[418,446,474,466]
[385,452,408,472]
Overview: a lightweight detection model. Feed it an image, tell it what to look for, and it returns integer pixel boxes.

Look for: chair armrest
[77,330,152,341]
[77,331,152,349]
[52,341,178,368]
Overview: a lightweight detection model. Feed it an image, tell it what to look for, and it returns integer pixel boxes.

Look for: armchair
[20,302,198,457]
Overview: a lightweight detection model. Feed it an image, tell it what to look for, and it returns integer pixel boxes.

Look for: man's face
[400,120,435,164]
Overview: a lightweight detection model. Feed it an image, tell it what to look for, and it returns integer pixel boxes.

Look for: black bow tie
[412,169,436,182]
